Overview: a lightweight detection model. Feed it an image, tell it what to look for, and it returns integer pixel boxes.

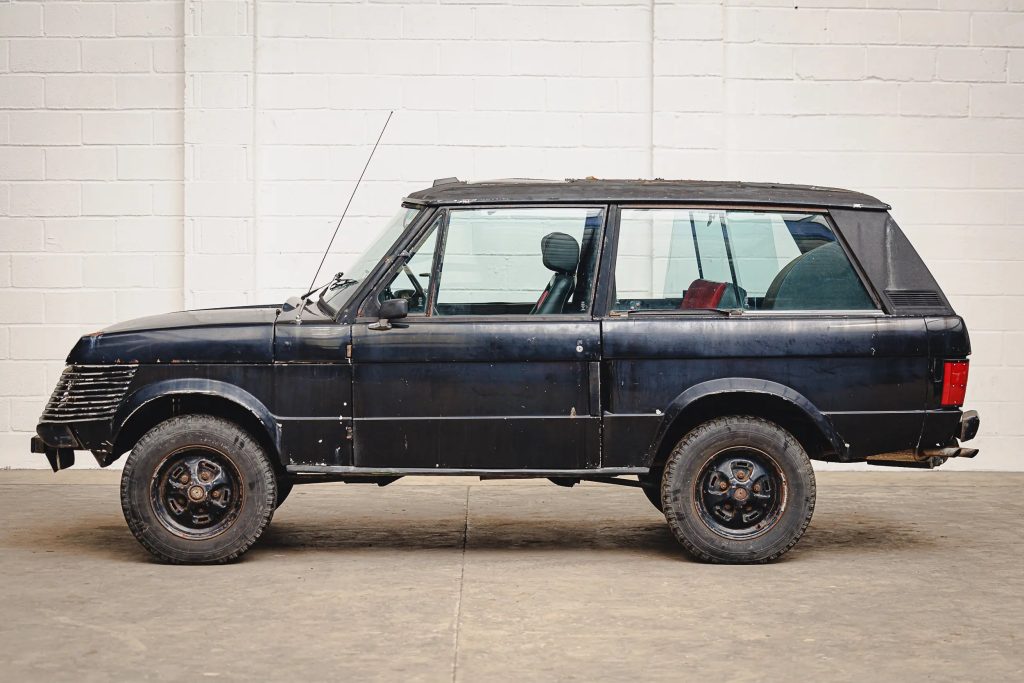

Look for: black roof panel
[404,178,890,210]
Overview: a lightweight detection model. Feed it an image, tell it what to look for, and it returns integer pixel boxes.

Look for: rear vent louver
[885,289,944,309]
[41,365,137,422]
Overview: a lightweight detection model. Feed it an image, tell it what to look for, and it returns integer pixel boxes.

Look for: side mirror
[368,298,408,331]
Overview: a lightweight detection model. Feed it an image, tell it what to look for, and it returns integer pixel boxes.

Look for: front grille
[885,289,944,309]
[41,365,137,422]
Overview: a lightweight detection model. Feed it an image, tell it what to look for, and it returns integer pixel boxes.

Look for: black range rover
[32,179,980,564]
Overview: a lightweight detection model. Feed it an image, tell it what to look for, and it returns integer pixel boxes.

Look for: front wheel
[661,416,816,564]
[120,414,277,564]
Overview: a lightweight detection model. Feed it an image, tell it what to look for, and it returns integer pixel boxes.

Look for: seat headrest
[541,232,580,274]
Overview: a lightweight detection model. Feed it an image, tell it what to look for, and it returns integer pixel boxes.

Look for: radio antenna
[306,110,393,295]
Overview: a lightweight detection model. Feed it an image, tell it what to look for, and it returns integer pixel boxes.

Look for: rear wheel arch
[648,381,842,471]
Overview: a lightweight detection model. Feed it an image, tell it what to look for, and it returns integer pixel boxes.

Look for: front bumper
[32,420,114,471]
[31,433,77,472]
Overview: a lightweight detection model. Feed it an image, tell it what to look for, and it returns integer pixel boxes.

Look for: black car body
[32,179,980,564]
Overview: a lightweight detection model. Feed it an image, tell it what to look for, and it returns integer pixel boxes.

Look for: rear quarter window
[612,208,877,313]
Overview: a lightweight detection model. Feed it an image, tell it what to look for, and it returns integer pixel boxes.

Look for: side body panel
[114,362,353,467]
[601,315,930,466]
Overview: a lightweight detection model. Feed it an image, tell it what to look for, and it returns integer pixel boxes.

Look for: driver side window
[433,206,604,316]
[377,214,441,315]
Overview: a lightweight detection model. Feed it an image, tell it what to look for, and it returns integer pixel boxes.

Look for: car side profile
[32,178,980,564]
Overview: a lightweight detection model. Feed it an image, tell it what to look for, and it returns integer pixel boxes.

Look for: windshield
[321,207,421,314]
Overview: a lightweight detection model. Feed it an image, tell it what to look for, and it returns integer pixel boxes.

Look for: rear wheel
[120,414,276,564]
[661,416,815,564]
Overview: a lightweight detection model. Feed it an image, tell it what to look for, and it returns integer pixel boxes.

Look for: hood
[68,305,279,365]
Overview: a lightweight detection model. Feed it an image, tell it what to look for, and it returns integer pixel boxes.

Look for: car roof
[403,178,890,210]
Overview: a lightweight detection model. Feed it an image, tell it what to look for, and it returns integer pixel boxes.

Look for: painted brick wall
[2,0,1022,470]
[0,0,185,465]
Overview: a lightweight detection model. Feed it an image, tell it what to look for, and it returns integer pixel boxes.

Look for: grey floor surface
[0,470,1020,682]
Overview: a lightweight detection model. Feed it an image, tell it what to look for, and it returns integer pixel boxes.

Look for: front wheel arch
[112,392,281,469]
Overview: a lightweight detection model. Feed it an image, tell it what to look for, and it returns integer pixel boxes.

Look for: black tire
[120,414,277,564]
[639,472,663,512]
[661,416,815,564]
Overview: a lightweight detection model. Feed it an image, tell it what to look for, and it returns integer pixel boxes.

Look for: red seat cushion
[681,279,729,309]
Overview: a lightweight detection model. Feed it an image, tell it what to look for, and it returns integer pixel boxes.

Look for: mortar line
[450,485,470,683]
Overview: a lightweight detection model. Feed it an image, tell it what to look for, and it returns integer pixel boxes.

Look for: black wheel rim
[693,447,787,540]
[150,447,244,540]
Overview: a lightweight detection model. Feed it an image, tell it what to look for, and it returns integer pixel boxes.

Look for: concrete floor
[0,471,1020,682]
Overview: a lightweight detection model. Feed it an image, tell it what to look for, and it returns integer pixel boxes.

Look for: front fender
[113,378,281,455]
[649,377,847,461]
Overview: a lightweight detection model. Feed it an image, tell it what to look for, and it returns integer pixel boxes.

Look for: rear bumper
[959,409,980,442]
[866,409,980,469]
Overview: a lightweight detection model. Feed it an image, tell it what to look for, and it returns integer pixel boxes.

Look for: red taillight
[941,360,969,407]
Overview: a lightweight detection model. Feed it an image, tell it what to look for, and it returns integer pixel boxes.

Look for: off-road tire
[120,414,276,564]
[661,416,816,564]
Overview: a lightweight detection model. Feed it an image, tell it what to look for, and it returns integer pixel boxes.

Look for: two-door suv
[32,179,980,564]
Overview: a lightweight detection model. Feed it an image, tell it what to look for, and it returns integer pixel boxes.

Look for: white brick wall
[1,0,1022,470]
[0,0,185,463]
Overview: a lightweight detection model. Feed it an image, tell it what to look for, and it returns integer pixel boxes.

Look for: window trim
[373,203,610,322]
[600,204,883,317]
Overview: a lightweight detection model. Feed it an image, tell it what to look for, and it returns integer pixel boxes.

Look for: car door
[350,205,606,471]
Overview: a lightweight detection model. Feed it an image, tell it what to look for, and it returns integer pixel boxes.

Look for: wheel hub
[694,447,786,540]
[151,448,243,540]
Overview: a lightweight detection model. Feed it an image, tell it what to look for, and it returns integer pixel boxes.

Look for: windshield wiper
[316,276,358,315]
[326,277,358,293]
[301,271,342,300]
[293,272,357,323]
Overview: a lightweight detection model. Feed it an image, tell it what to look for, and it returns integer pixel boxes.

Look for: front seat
[531,232,580,314]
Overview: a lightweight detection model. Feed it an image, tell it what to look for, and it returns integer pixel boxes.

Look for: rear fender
[649,378,847,465]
